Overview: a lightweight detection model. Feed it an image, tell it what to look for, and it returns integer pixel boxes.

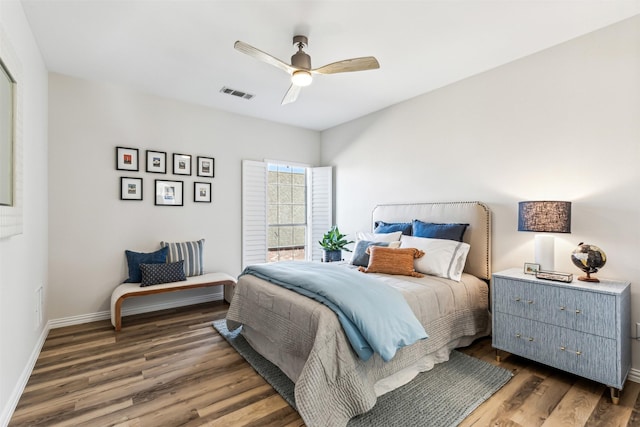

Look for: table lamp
[518,201,571,271]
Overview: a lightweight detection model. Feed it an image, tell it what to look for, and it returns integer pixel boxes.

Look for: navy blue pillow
[140,260,186,287]
[350,240,392,267]
[412,220,469,242]
[374,221,412,235]
[124,246,169,283]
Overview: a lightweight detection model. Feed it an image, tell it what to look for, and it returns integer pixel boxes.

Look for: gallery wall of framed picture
[115,146,214,205]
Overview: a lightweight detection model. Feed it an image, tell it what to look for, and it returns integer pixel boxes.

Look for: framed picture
[524,262,540,275]
[146,150,167,174]
[155,179,183,206]
[120,177,143,201]
[116,146,139,171]
[194,182,211,203]
[173,153,192,175]
[197,156,215,178]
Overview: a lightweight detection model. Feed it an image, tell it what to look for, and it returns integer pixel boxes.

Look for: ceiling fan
[234,35,380,105]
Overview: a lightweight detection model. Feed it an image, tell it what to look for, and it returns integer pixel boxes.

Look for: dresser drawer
[493,276,616,338]
[493,312,618,386]
[566,329,618,386]
[493,312,573,373]
[543,285,616,338]
[493,278,546,319]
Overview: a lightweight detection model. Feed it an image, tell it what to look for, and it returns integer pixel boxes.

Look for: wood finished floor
[9,301,640,427]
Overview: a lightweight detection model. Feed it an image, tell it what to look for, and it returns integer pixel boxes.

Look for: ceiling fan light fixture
[234,36,379,104]
[291,70,312,87]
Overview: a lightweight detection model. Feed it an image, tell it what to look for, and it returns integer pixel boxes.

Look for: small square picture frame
[524,262,540,275]
[197,156,215,178]
[146,150,167,174]
[173,153,192,176]
[120,177,143,201]
[194,182,211,203]
[155,179,183,206]
[116,146,139,171]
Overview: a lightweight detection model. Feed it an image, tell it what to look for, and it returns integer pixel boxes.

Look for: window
[242,160,331,268]
[267,164,307,261]
[0,38,23,238]
[0,59,14,207]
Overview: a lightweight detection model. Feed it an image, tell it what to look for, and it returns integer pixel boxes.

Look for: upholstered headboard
[371,201,492,280]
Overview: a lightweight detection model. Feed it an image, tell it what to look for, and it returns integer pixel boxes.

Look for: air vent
[220,86,255,100]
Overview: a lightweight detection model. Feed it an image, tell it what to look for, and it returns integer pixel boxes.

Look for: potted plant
[319,225,354,262]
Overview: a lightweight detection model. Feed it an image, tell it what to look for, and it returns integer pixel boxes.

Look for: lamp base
[534,234,555,271]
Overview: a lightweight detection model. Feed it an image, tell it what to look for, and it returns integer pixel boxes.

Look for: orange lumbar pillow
[358,246,425,277]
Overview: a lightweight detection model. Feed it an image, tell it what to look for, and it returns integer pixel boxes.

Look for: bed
[226,201,492,427]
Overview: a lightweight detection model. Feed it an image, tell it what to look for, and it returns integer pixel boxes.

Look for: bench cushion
[110,272,236,329]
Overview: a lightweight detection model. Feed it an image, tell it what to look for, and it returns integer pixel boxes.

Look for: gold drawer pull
[528,337,534,342]
[527,300,534,304]
[559,306,566,311]
[515,333,521,338]
[576,351,582,356]
[575,309,581,314]
[560,346,566,351]
[515,297,521,302]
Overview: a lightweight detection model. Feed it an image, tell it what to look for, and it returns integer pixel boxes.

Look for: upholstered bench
[110,272,236,331]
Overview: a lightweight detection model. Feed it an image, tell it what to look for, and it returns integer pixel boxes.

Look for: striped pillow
[160,239,204,277]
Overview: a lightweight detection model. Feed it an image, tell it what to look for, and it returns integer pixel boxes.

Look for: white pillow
[399,235,470,281]
[355,231,402,243]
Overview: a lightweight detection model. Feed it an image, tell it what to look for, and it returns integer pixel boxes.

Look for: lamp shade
[518,201,571,233]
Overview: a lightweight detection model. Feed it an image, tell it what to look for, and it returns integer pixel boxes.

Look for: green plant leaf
[319,225,354,251]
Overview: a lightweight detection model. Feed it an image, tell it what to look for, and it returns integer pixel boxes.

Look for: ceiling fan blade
[312,56,380,75]
[234,40,296,74]
[281,84,302,105]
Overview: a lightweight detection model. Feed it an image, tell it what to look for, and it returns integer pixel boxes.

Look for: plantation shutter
[307,166,333,262]
[241,160,268,268]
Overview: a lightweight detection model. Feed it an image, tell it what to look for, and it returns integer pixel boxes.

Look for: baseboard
[628,368,640,384]
[1,290,224,425]
[0,323,50,427]
[49,290,224,329]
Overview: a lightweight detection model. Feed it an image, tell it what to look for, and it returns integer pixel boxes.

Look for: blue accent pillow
[124,246,169,283]
[374,221,412,235]
[140,260,186,287]
[350,240,392,267]
[412,220,469,242]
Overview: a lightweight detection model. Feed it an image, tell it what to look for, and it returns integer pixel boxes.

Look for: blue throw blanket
[240,261,428,362]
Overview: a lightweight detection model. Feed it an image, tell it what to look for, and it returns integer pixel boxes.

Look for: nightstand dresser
[492,268,630,403]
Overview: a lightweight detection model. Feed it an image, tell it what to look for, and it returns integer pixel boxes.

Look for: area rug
[213,320,512,426]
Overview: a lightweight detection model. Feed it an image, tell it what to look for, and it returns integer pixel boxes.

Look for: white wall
[0,1,49,424]
[322,17,640,365]
[48,74,320,320]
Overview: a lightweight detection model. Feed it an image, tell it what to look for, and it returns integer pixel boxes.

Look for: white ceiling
[20,1,640,131]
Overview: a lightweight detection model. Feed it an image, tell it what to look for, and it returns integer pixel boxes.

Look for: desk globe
[571,242,606,282]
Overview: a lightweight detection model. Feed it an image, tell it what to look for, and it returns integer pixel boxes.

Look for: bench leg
[114,299,123,331]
